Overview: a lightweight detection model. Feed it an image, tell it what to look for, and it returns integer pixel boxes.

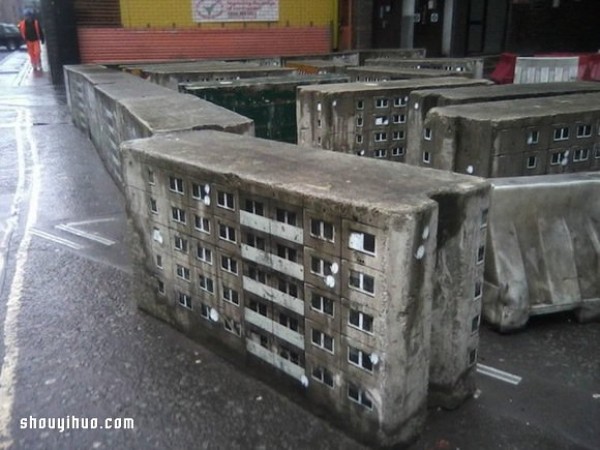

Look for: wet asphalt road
[0,51,598,450]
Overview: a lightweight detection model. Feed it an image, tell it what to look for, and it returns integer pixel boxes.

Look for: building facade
[416,93,600,177]
[121,130,489,445]
[405,81,600,167]
[297,77,489,161]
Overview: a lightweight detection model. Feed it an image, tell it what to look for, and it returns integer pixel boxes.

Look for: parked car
[0,23,24,51]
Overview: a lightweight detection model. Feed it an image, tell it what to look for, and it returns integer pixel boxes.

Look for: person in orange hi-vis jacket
[18,9,44,71]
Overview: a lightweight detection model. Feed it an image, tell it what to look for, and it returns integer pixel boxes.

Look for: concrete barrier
[121,129,489,446]
[484,172,600,331]
[365,57,484,78]
[63,64,255,187]
[514,57,579,84]
[406,81,600,168]
[119,61,296,90]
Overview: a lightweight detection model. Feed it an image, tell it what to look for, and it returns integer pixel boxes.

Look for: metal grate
[74,0,121,27]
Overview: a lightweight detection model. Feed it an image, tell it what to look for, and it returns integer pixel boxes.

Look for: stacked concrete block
[297,77,490,162]
[120,61,296,90]
[63,64,254,187]
[121,130,489,446]
[345,66,469,82]
[180,74,349,143]
[484,172,600,331]
[406,81,600,166]
[416,93,600,178]
[365,57,485,79]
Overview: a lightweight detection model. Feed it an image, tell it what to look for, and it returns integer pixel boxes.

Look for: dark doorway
[372,0,400,48]
[414,0,444,56]
[338,0,353,50]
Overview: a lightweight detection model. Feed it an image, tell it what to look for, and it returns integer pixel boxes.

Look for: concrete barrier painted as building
[120,61,297,90]
[281,48,427,67]
[297,77,490,161]
[63,64,255,187]
[345,66,470,82]
[406,81,600,167]
[484,172,600,331]
[417,93,600,178]
[120,130,489,446]
[365,57,485,79]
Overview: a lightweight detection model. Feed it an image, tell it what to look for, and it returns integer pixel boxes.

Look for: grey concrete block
[484,172,600,331]
[120,129,489,446]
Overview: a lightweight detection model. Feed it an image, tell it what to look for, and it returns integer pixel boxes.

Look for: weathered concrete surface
[365,57,484,78]
[285,59,350,75]
[281,48,427,66]
[297,77,490,161]
[180,74,349,143]
[120,61,297,90]
[346,66,469,82]
[63,64,254,187]
[484,172,600,331]
[406,81,600,167]
[120,129,489,446]
[418,92,600,178]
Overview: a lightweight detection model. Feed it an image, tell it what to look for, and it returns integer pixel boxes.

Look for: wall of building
[76,0,337,62]
[506,0,600,54]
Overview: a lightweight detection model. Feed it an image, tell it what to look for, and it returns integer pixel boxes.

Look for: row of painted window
[354,129,406,144]
[316,96,408,113]
[167,246,374,298]
[153,197,377,257]
[164,234,376,296]
[420,124,599,145]
[174,289,378,374]
[421,146,600,166]
[355,147,405,158]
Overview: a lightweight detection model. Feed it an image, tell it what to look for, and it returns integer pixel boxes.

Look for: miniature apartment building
[364,57,484,78]
[121,130,489,446]
[121,61,296,90]
[345,66,470,82]
[416,92,600,178]
[405,81,600,166]
[297,77,489,161]
[179,74,349,143]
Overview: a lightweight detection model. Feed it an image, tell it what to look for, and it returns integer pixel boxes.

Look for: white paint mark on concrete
[65,217,117,227]
[0,108,41,447]
[476,363,522,385]
[300,375,309,387]
[466,165,474,174]
[31,229,83,250]
[325,275,335,288]
[55,223,115,246]
[415,245,425,260]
